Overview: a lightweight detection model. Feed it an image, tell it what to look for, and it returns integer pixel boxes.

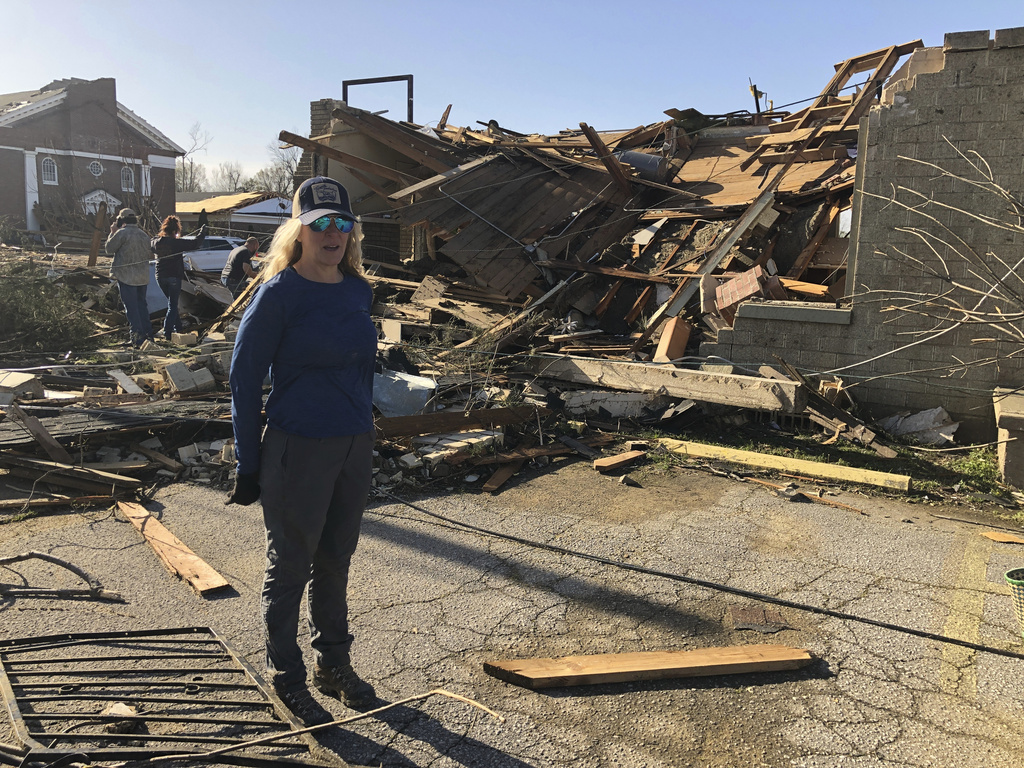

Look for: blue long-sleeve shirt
[229,266,377,475]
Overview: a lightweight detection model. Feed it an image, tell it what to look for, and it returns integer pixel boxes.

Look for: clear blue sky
[2,0,1020,179]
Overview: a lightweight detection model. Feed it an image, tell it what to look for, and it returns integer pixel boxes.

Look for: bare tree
[210,161,246,192]
[267,140,300,190]
[175,122,212,193]
[245,140,301,198]
[246,165,292,198]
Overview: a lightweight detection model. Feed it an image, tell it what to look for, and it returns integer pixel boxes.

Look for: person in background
[151,216,207,341]
[105,208,153,347]
[227,177,377,726]
[221,237,260,298]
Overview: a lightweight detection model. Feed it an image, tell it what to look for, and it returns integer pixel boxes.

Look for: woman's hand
[226,472,261,505]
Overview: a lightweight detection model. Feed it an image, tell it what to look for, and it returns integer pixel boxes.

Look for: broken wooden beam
[279,130,421,186]
[375,406,548,440]
[659,439,912,492]
[453,434,617,466]
[579,122,634,196]
[4,403,75,464]
[484,644,814,689]
[118,502,230,596]
[129,442,186,473]
[388,155,499,200]
[761,361,897,459]
[527,356,805,413]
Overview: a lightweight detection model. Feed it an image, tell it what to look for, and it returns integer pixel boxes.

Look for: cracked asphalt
[2,458,1024,767]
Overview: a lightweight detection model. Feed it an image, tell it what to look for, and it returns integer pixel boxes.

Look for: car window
[183,236,237,250]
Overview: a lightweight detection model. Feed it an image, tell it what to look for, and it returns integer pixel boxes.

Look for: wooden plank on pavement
[118,501,230,596]
[593,450,646,473]
[483,460,525,493]
[659,438,911,492]
[484,644,814,689]
[981,531,1024,544]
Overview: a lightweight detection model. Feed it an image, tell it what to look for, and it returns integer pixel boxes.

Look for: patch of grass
[0,259,100,353]
[635,418,1013,507]
[946,447,1001,489]
[0,217,32,248]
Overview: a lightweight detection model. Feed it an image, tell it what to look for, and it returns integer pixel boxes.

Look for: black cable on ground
[378,490,1024,662]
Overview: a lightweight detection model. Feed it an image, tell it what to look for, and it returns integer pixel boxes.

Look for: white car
[179,235,248,273]
[145,235,248,311]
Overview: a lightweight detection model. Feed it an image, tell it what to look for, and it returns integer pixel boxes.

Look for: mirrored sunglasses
[309,215,355,233]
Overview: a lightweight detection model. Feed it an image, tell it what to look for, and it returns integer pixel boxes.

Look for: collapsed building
[1,28,1023,506]
[286,29,1024,446]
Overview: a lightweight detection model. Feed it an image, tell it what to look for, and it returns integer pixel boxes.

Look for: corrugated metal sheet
[176,192,271,215]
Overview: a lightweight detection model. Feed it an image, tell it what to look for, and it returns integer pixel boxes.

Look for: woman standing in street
[227,177,377,726]
[104,207,153,347]
[151,216,206,341]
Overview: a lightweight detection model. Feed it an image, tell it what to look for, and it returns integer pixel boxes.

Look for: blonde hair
[258,217,366,284]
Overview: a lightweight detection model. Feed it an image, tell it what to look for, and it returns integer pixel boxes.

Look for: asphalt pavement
[1,459,1023,767]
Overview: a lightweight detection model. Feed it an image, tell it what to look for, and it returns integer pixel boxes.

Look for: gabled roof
[116,103,185,154]
[0,78,185,154]
[0,90,67,127]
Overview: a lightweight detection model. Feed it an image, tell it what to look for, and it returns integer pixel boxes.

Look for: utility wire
[377,490,1024,662]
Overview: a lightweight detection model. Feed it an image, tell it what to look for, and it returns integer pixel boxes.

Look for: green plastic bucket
[1005,568,1024,639]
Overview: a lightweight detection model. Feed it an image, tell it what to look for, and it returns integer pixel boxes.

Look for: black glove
[226,472,261,506]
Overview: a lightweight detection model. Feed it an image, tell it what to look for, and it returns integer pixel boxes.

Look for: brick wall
[1,79,178,226]
[295,99,339,184]
[701,28,1024,440]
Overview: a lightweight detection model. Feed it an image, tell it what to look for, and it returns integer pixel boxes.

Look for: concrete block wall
[701,28,1024,440]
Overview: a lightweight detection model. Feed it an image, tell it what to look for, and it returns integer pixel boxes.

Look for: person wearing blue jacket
[227,177,377,726]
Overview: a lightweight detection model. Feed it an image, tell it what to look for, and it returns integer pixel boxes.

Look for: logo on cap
[311,183,340,205]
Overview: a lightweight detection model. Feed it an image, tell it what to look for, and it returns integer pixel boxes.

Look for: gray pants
[259,427,374,690]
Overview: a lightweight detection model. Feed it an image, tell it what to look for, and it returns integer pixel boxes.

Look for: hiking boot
[313,664,376,708]
[274,684,333,726]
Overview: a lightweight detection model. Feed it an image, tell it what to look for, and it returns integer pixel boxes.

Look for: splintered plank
[484,644,814,689]
[118,501,230,596]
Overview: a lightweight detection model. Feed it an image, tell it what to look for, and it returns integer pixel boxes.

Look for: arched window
[121,166,135,192]
[41,157,58,185]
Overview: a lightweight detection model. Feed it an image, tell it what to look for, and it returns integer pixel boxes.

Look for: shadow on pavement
[312,702,533,767]
[363,514,722,637]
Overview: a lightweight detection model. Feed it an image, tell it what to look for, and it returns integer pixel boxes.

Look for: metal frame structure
[341,75,414,123]
[0,627,342,767]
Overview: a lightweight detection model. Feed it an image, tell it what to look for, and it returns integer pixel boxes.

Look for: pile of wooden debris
[0,41,945,512]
